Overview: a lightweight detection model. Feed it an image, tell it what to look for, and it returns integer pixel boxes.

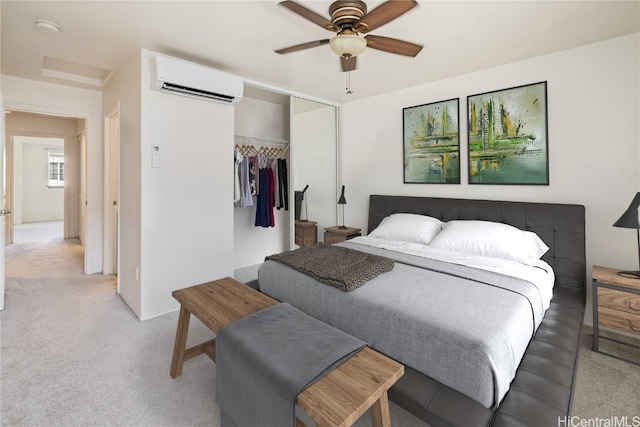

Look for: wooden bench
[170,277,404,427]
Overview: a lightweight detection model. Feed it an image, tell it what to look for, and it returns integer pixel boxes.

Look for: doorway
[4,112,85,260]
[11,136,64,231]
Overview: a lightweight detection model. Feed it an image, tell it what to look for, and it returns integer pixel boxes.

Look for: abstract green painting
[467,81,548,185]
[403,98,460,184]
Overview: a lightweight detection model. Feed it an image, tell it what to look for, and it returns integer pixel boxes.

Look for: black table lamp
[337,185,347,229]
[300,185,309,221]
[613,192,640,278]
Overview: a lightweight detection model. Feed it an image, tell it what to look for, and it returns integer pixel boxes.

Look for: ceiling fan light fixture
[329,34,367,57]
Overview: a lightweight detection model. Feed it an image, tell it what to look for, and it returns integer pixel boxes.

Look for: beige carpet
[572,329,640,418]
[1,222,638,426]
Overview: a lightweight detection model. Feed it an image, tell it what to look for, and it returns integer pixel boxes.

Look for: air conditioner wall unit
[151,56,243,105]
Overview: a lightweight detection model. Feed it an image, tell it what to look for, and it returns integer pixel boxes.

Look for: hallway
[0,221,229,426]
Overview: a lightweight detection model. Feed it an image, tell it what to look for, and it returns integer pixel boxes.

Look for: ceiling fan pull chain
[345,57,353,94]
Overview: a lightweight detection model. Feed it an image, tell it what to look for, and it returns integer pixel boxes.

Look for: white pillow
[369,213,442,245]
[429,220,549,265]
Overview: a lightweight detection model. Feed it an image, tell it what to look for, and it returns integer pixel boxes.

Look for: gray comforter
[258,241,547,409]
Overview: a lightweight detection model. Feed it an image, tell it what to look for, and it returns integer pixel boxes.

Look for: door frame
[0,96,6,310]
[4,135,13,246]
[103,106,120,288]
[4,103,90,273]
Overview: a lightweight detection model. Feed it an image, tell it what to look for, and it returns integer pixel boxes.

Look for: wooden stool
[170,277,404,427]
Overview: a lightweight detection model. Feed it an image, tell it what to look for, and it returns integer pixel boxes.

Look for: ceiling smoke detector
[35,19,60,34]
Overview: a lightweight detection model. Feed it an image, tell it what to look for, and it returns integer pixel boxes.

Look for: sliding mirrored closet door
[290,97,338,248]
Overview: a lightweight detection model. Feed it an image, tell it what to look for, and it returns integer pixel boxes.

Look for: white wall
[15,137,64,223]
[139,49,235,320]
[233,94,290,269]
[102,51,142,316]
[103,49,237,319]
[1,75,103,273]
[103,49,239,319]
[341,33,640,326]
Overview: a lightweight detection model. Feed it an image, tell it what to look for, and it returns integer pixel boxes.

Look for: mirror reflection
[291,97,337,248]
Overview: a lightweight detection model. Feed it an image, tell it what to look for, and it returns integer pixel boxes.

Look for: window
[48,152,64,188]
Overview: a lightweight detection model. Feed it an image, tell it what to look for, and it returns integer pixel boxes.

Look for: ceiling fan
[275,0,423,72]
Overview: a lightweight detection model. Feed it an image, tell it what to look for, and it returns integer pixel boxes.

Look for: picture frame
[403,98,460,184]
[467,81,549,185]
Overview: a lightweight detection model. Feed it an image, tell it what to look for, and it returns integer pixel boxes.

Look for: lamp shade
[329,34,367,57]
[613,192,640,229]
[337,185,347,205]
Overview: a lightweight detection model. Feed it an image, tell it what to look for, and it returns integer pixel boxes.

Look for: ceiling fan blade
[365,35,423,57]
[341,56,357,72]
[275,39,330,54]
[354,0,418,33]
[279,1,337,31]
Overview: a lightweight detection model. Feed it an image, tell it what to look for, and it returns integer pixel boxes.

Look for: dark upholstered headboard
[368,195,586,300]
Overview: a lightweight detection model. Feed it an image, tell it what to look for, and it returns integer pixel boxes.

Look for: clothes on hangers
[277,158,288,211]
[249,156,258,196]
[242,158,253,207]
[255,163,271,227]
[233,150,242,204]
[255,152,276,227]
[234,155,253,208]
[273,158,280,211]
[234,144,288,228]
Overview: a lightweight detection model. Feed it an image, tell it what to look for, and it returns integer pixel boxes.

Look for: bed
[257,195,586,427]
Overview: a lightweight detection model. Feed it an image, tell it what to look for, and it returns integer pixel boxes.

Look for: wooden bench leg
[170,305,191,378]
[184,339,217,362]
[370,392,391,427]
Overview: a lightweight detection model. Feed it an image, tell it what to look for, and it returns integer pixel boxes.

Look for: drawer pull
[630,321,640,332]
[628,300,640,312]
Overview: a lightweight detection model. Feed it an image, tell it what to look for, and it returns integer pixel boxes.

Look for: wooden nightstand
[324,226,361,245]
[592,265,640,365]
[295,220,317,248]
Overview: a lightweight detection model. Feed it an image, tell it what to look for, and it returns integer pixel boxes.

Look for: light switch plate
[152,145,160,168]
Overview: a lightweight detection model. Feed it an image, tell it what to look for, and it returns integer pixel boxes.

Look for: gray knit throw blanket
[265,243,394,291]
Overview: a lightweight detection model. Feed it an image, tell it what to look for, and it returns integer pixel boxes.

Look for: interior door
[4,135,12,246]
[103,104,119,286]
[109,106,119,280]
[0,96,6,310]
[79,132,86,245]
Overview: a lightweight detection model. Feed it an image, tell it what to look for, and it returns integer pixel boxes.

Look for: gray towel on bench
[215,302,366,427]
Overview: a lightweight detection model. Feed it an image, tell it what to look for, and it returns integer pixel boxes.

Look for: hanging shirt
[249,156,258,196]
[268,166,275,227]
[242,157,253,207]
[233,150,243,204]
[255,166,272,227]
[278,158,289,211]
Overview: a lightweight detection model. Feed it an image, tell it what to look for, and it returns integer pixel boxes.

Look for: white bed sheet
[349,235,555,310]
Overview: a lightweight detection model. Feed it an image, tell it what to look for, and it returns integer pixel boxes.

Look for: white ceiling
[1,1,638,104]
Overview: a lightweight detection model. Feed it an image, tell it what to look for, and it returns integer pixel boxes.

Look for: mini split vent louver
[151,56,243,105]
